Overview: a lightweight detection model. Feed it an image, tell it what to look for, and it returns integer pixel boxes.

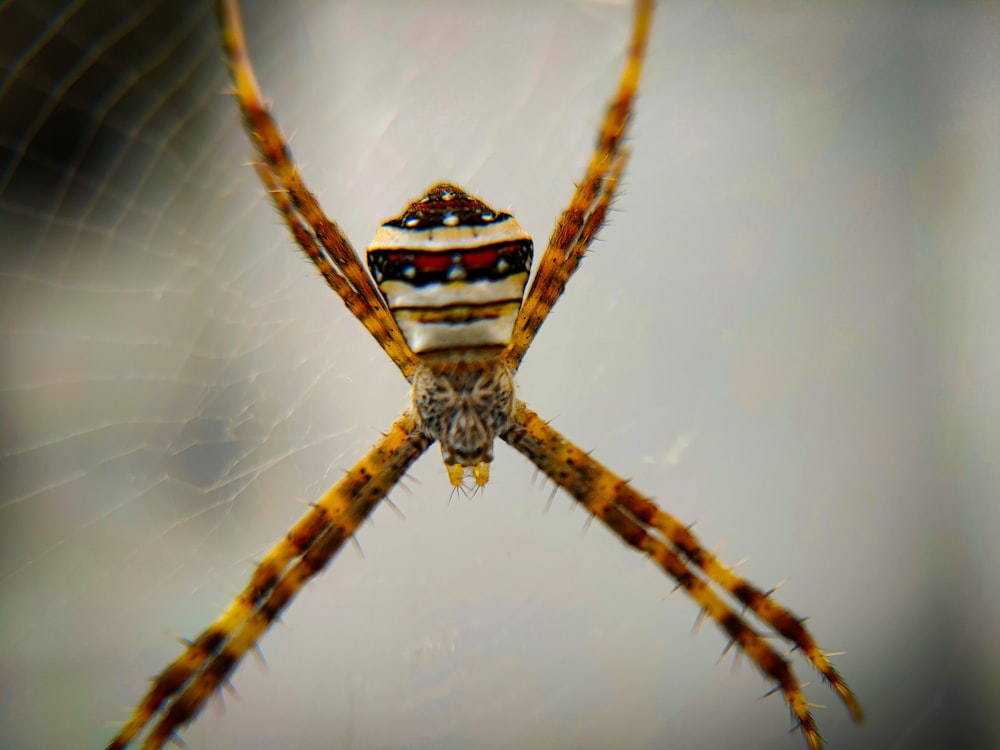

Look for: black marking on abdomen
[368,241,532,287]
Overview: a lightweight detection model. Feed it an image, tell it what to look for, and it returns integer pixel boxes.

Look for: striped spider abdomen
[367,183,533,362]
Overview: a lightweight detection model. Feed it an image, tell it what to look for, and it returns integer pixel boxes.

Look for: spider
[108,1,862,748]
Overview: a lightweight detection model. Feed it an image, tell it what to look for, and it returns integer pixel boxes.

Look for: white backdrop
[1,2,997,749]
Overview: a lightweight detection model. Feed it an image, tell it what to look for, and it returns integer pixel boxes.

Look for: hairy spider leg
[106,413,432,750]
[252,163,416,352]
[217,0,419,378]
[505,0,653,369]
[611,476,863,724]
[503,404,861,750]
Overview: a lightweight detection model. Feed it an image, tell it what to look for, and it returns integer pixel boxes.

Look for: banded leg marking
[216,0,418,378]
[506,0,653,368]
[502,404,861,750]
[106,412,432,750]
[614,488,863,723]
[253,163,415,363]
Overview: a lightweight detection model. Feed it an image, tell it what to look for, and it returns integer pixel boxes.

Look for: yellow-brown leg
[502,404,862,750]
[613,484,864,723]
[505,0,653,368]
[216,0,418,379]
[253,163,416,367]
[107,412,431,750]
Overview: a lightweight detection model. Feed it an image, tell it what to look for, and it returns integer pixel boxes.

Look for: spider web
[2,2,998,749]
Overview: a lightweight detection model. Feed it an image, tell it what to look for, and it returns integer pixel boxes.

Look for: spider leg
[505,0,653,369]
[502,404,862,750]
[216,0,419,379]
[253,163,412,357]
[610,473,864,724]
[107,412,432,750]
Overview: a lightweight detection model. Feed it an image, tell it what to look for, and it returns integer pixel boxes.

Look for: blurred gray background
[1,1,997,749]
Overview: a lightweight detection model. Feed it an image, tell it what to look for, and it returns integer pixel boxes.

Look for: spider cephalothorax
[411,358,517,486]
[108,2,861,748]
